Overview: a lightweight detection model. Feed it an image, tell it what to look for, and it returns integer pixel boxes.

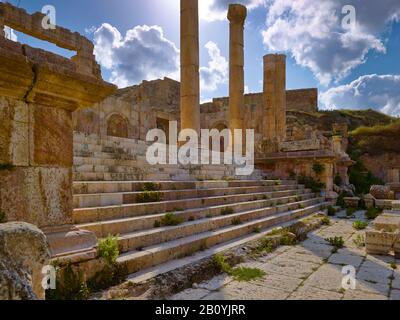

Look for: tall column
[263,54,287,152]
[228,4,247,135]
[180,0,200,133]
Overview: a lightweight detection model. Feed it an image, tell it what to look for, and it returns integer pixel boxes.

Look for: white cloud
[4,26,17,42]
[200,0,265,21]
[320,74,400,116]
[200,41,228,91]
[84,26,97,35]
[93,23,179,88]
[262,0,400,85]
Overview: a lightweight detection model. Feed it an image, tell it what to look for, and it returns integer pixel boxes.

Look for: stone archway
[107,114,129,138]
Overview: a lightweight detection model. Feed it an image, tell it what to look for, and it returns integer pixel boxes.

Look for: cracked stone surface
[170,214,400,300]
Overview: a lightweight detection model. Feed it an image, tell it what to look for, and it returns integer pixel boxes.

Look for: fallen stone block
[373,213,400,232]
[370,185,395,200]
[392,201,400,211]
[344,197,360,208]
[375,199,394,210]
[365,229,399,256]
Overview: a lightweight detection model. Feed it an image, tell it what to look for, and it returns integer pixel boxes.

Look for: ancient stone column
[228,4,247,135]
[263,54,287,152]
[180,0,200,133]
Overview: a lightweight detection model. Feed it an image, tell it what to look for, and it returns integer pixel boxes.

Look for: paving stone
[389,289,400,300]
[357,265,393,285]
[302,264,344,292]
[198,275,232,291]
[259,256,319,280]
[170,288,210,300]
[305,233,330,245]
[346,233,367,251]
[282,247,325,264]
[391,273,400,290]
[356,279,390,296]
[362,254,396,268]
[288,285,343,300]
[343,290,388,300]
[316,230,353,241]
[171,215,397,301]
[328,251,364,267]
[300,240,334,259]
[202,282,289,300]
[254,273,303,293]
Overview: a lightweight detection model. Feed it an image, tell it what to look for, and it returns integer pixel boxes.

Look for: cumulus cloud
[4,26,17,42]
[200,41,228,91]
[320,74,400,116]
[262,0,400,85]
[200,0,265,21]
[93,23,179,88]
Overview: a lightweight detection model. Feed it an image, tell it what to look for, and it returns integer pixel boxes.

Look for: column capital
[227,4,247,24]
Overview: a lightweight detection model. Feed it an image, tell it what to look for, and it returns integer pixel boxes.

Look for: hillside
[287,109,396,132]
[351,122,400,156]
[288,109,398,195]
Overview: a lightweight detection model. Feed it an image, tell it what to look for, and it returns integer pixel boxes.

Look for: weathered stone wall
[361,153,400,183]
[0,3,115,265]
[73,77,180,141]
[286,89,318,113]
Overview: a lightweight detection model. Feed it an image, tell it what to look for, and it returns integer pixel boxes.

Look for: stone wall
[361,153,400,183]
[0,2,115,263]
[286,89,318,113]
[73,77,318,151]
[73,77,180,141]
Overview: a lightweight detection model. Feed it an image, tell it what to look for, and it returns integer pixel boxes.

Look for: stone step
[73,184,304,208]
[74,164,142,174]
[77,192,316,237]
[73,172,143,182]
[117,197,322,252]
[74,156,139,167]
[73,180,295,195]
[125,216,317,284]
[73,187,307,224]
[74,151,133,160]
[117,202,328,274]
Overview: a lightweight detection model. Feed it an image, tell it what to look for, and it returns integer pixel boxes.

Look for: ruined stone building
[0,1,353,298]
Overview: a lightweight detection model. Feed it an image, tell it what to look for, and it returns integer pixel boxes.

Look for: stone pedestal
[0,4,116,263]
[180,0,200,133]
[228,4,247,138]
[263,54,286,152]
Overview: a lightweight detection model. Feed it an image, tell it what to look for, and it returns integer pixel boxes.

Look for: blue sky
[4,0,400,115]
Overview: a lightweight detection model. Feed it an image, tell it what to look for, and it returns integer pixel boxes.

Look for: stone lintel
[0,2,92,54]
[0,38,116,111]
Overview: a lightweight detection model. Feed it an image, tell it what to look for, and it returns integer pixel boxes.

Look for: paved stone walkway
[170,211,400,300]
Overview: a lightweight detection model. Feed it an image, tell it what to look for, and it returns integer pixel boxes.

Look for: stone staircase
[73,179,329,276]
[73,133,262,182]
